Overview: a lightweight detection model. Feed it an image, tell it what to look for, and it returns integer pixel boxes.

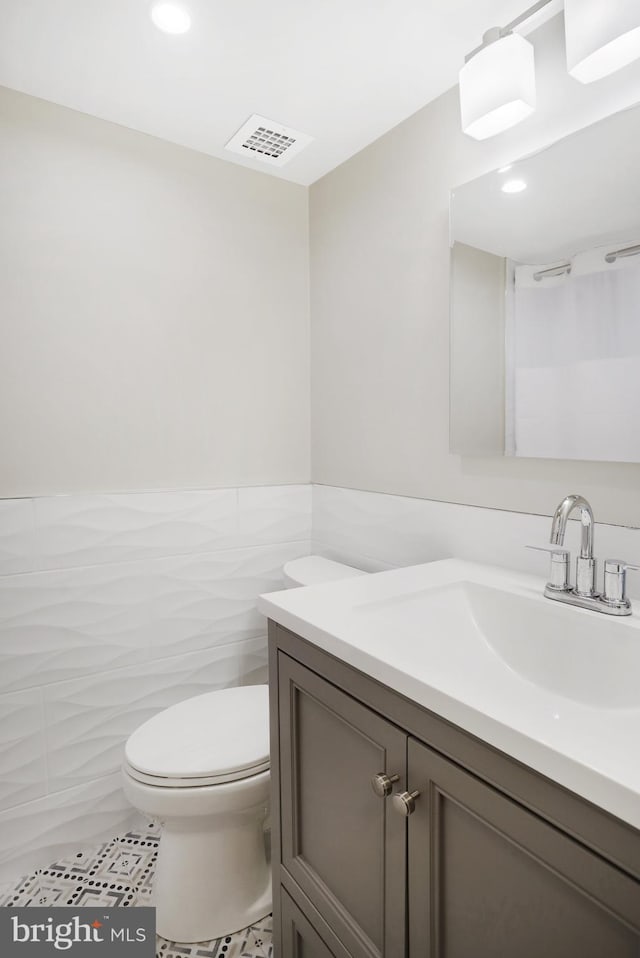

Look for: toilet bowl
[122,556,365,943]
[122,685,271,943]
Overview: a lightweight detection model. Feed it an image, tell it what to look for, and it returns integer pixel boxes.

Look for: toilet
[283,555,366,588]
[122,555,364,943]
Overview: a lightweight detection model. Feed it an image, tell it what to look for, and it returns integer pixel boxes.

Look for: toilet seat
[124,757,270,788]
[124,685,269,789]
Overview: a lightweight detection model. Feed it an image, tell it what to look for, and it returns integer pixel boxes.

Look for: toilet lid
[125,686,270,786]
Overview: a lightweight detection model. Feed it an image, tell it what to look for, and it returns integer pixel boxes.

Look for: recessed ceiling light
[501,179,527,194]
[150,3,191,34]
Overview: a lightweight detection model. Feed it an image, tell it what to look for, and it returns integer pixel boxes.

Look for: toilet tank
[283,556,366,588]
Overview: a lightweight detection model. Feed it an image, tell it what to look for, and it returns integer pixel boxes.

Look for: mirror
[450,102,640,463]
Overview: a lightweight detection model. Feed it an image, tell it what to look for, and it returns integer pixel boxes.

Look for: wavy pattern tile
[0,500,35,576]
[312,484,555,570]
[309,540,394,575]
[0,561,153,693]
[0,689,47,812]
[0,484,311,883]
[144,541,309,659]
[312,485,640,595]
[0,773,138,883]
[0,540,309,695]
[43,643,243,792]
[312,485,448,567]
[237,636,269,688]
[34,490,239,570]
[313,484,533,568]
[238,485,312,546]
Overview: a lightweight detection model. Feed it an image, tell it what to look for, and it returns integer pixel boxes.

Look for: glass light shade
[565,0,640,83]
[459,33,536,141]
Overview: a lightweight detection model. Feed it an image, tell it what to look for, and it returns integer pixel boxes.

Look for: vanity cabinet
[269,622,640,958]
[277,653,406,958]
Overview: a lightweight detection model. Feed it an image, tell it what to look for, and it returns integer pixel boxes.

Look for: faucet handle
[602,559,640,609]
[526,545,570,592]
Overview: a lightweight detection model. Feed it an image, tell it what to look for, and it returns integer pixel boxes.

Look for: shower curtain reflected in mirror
[506,247,640,462]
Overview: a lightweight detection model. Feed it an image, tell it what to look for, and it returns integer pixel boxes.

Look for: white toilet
[122,555,364,944]
[283,555,366,588]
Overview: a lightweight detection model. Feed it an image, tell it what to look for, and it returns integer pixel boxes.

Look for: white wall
[0,86,310,497]
[450,243,505,456]
[310,14,640,527]
[0,89,313,878]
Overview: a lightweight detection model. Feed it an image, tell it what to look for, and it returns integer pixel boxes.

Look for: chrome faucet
[550,494,596,597]
[527,494,638,616]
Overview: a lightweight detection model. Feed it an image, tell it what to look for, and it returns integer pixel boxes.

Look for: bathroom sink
[259,557,640,829]
[355,580,640,709]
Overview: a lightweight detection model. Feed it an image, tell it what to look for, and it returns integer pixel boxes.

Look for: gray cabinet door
[278,653,407,958]
[407,737,640,958]
[281,888,353,958]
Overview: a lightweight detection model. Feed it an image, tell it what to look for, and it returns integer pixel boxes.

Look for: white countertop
[258,558,640,830]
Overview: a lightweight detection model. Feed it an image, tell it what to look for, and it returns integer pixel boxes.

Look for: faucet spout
[550,494,594,559]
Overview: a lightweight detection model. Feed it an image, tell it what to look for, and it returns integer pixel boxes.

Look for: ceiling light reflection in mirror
[150,3,191,35]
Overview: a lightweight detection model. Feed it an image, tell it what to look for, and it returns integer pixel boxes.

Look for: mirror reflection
[450,102,640,463]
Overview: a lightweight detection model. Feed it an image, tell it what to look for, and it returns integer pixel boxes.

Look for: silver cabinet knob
[392,790,420,816]
[370,772,400,798]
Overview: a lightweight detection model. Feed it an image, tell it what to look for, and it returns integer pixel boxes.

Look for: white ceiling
[0,0,560,185]
[452,102,640,263]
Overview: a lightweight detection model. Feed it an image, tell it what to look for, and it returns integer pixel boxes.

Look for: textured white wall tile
[0,500,35,576]
[312,486,640,598]
[0,773,137,883]
[312,485,432,565]
[0,484,312,878]
[34,490,239,570]
[0,562,153,694]
[309,540,393,574]
[236,635,269,687]
[0,539,310,694]
[143,541,310,660]
[43,644,241,793]
[238,485,312,546]
[312,484,547,570]
[0,689,47,812]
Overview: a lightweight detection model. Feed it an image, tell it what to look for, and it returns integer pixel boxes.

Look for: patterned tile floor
[0,822,272,958]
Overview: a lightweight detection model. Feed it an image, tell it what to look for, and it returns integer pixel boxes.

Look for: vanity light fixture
[458,0,556,141]
[459,28,536,140]
[565,0,640,83]
[460,0,640,139]
[150,2,191,34]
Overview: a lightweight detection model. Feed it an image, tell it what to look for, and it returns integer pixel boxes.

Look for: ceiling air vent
[225,114,313,167]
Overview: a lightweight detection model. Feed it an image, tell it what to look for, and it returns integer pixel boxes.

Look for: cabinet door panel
[278,653,406,958]
[281,888,353,958]
[408,738,640,958]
